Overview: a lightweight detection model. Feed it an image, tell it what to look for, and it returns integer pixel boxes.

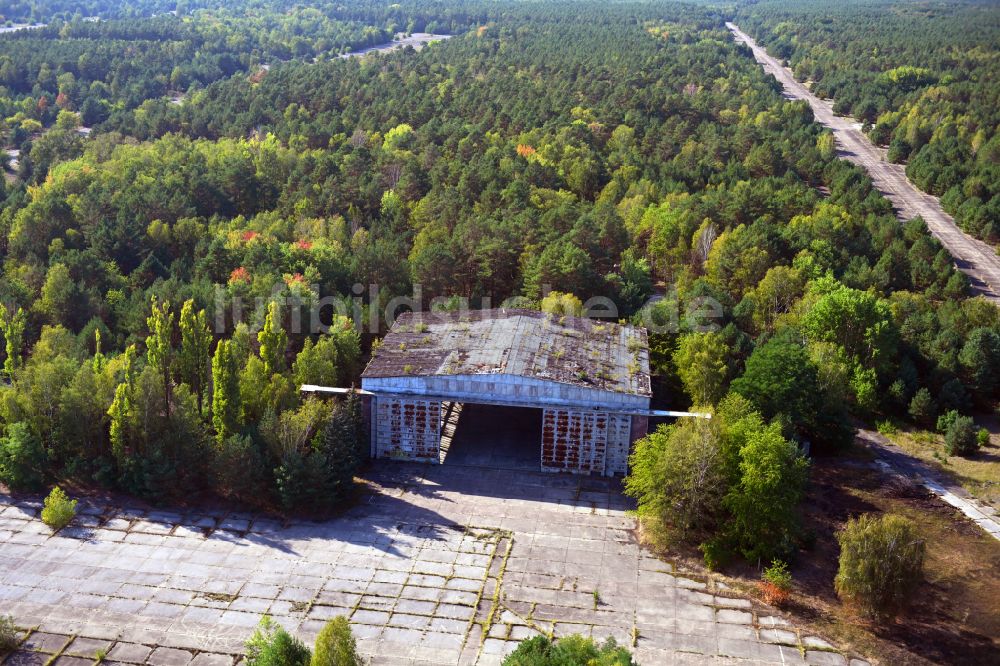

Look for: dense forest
[0,0,997,564]
[0,8,392,161]
[735,0,1000,243]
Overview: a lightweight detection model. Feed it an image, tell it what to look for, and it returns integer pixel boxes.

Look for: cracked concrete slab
[0,462,865,665]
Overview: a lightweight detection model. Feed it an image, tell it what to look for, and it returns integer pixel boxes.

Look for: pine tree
[178,299,212,414]
[274,448,311,511]
[258,301,287,377]
[319,391,364,502]
[212,339,241,445]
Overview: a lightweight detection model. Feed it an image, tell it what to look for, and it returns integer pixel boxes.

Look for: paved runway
[0,462,862,665]
[728,22,1000,304]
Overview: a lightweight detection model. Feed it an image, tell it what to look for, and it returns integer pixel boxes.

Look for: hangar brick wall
[605,414,634,476]
[541,409,607,474]
[374,397,441,462]
[538,410,637,476]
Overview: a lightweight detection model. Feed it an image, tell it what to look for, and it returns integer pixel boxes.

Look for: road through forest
[727,22,1000,303]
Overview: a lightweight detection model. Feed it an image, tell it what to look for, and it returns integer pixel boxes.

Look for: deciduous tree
[673,331,731,407]
[0,304,26,376]
[146,298,175,419]
[211,340,241,445]
[258,301,287,377]
[178,300,212,414]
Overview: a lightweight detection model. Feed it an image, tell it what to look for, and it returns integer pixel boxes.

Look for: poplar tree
[108,345,137,463]
[212,339,241,445]
[178,299,212,414]
[673,331,732,407]
[258,301,287,377]
[92,328,105,374]
[146,297,175,418]
[0,304,26,377]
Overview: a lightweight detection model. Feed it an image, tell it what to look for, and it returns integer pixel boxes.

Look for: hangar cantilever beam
[299,384,712,419]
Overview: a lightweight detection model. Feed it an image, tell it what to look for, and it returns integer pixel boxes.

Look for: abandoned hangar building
[356,308,652,476]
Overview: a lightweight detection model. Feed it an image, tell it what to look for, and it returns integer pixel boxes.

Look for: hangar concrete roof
[361,308,651,398]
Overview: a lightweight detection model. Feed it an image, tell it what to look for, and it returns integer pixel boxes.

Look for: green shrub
[214,434,269,502]
[0,422,46,491]
[40,486,77,531]
[246,616,311,666]
[760,560,792,606]
[874,420,897,436]
[976,428,990,448]
[0,615,18,652]
[936,409,959,434]
[311,617,359,666]
[274,449,328,512]
[698,538,730,571]
[834,514,925,621]
[945,415,979,456]
[938,378,968,411]
[501,634,635,665]
[762,560,792,590]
